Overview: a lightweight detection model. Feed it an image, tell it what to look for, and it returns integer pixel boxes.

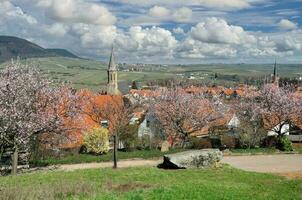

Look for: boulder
[158,149,223,169]
[161,141,170,152]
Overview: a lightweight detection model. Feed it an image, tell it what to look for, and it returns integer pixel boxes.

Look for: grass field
[0,165,301,200]
[31,149,186,166]
[1,57,301,91]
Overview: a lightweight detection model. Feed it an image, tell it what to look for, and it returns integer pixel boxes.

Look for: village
[0,0,302,198]
[0,48,302,200]
[2,48,302,174]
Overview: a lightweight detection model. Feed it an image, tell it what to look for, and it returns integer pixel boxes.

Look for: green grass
[294,145,302,154]
[31,149,186,166]
[0,165,301,200]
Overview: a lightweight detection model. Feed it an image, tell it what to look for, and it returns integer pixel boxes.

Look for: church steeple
[273,59,277,77]
[108,46,117,72]
[106,46,121,95]
[272,59,279,86]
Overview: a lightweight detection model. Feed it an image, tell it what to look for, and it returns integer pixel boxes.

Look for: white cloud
[277,19,298,30]
[0,1,37,25]
[172,7,193,23]
[190,18,256,44]
[115,0,261,11]
[122,6,193,26]
[177,38,237,59]
[33,0,116,25]
[44,23,69,37]
[72,24,118,49]
[173,27,185,35]
[115,26,178,59]
[149,6,171,18]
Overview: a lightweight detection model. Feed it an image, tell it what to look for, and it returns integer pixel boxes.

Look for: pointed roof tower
[108,46,117,71]
[273,59,277,77]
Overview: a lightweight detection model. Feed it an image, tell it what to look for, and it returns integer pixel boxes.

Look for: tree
[79,93,134,168]
[99,97,133,168]
[150,88,224,148]
[236,97,266,148]
[0,62,80,174]
[118,124,138,151]
[259,84,302,137]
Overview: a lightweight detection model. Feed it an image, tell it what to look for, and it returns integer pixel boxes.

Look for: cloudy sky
[1,0,302,64]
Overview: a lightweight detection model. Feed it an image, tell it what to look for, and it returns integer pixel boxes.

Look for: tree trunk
[11,147,18,175]
[113,134,117,169]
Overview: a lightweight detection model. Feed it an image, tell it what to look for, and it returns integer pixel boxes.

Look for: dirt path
[51,158,161,171]
[222,154,302,173]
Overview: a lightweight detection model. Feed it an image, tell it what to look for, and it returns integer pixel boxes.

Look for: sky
[0,0,302,64]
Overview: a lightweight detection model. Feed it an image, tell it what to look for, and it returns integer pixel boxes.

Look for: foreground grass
[31,149,186,166]
[0,166,301,200]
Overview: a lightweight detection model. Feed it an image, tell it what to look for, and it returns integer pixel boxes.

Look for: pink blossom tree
[150,88,224,148]
[259,84,302,137]
[0,62,81,175]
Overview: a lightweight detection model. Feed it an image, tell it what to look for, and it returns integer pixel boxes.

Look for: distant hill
[0,36,79,62]
[46,48,79,59]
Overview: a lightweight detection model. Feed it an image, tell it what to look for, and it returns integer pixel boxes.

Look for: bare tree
[150,88,224,148]
[0,62,80,174]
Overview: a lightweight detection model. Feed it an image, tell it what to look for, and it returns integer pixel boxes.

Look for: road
[222,154,302,173]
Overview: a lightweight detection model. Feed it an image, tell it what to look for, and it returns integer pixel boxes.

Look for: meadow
[0,165,301,200]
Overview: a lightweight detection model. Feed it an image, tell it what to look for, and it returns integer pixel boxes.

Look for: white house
[227,114,240,129]
[267,122,290,136]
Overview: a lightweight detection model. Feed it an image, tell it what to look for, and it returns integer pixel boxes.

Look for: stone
[158,149,223,169]
[161,141,170,152]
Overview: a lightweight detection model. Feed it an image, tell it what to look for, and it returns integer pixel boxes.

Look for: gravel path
[222,154,302,173]
[44,155,302,176]
[53,159,161,171]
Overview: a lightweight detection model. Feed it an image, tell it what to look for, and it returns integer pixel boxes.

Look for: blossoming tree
[0,62,80,174]
[150,88,224,148]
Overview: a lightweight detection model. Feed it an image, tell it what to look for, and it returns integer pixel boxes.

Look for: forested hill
[0,36,79,62]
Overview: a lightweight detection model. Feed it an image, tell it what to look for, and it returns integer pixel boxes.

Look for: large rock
[158,149,223,169]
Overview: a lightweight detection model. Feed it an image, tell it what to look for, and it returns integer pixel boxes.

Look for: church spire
[272,59,279,86]
[108,46,117,71]
[106,45,121,95]
[273,59,277,77]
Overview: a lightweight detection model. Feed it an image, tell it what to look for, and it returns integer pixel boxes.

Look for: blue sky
[1,0,302,63]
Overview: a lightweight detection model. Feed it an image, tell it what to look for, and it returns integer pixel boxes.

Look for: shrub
[277,137,293,151]
[190,137,212,149]
[118,125,139,151]
[237,126,267,149]
[137,135,151,150]
[83,127,109,154]
[263,136,278,148]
